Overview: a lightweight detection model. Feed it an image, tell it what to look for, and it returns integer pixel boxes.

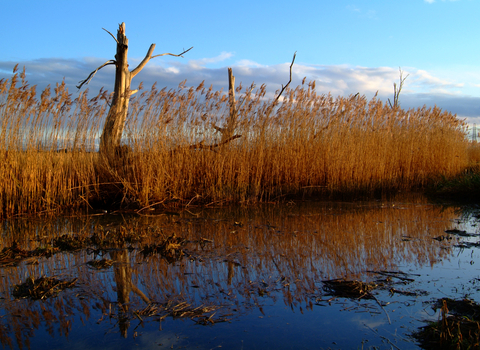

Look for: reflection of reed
[135,199,460,308]
[0,197,468,347]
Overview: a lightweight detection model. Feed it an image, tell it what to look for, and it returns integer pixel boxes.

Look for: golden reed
[0,66,470,217]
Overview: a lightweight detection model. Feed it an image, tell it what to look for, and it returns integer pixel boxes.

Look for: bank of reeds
[0,66,469,217]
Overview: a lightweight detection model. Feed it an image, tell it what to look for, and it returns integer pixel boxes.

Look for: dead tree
[223,67,238,143]
[200,52,296,151]
[388,67,409,109]
[77,22,192,157]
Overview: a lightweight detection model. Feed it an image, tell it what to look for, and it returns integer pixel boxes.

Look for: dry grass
[0,66,470,217]
[468,142,480,164]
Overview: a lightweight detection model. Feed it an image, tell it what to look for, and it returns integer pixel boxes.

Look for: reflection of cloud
[1,57,479,122]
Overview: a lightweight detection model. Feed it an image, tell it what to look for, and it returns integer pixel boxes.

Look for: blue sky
[2,0,480,124]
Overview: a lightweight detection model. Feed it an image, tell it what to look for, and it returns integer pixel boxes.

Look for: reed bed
[0,66,470,217]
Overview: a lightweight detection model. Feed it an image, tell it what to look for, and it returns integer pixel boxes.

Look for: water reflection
[0,197,468,348]
[110,248,150,337]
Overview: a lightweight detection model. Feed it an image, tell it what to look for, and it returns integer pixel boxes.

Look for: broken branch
[151,46,194,59]
[77,60,116,89]
[188,134,242,151]
[274,51,296,103]
[102,28,119,44]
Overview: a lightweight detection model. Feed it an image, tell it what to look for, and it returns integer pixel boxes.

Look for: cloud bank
[1,55,478,124]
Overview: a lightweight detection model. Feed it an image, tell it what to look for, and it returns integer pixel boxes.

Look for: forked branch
[131,46,193,78]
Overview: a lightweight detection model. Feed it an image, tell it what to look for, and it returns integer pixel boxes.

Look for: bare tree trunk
[100,23,131,156]
[77,23,192,159]
[222,67,238,144]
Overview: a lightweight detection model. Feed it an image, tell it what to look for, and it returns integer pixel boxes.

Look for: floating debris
[33,245,59,257]
[389,288,428,297]
[0,241,61,267]
[87,258,114,270]
[445,229,478,237]
[0,241,32,267]
[141,233,186,263]
[53,234,89,251]
[455,241,480,249]
[322,279,377,300]
[433,235,453,242]
[89,225,144,249]
[127,301,224,325]
[12,276,78,300]
[369,270,417,282]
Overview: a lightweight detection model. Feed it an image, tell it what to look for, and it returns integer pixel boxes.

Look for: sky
[1,0,480,127]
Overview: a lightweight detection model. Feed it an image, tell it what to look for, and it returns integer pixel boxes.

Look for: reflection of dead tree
[227,260,235,285]
[110,249,150,338]
[77,22,192,159]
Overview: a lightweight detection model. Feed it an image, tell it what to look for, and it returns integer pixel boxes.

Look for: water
[0,196,479,349]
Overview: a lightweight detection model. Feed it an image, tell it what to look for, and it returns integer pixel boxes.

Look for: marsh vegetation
[0,65,472,218]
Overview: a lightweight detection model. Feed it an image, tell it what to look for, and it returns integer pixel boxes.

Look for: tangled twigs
[13,276,78,300]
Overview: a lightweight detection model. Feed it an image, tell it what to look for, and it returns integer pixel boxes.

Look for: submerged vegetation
[0,65,471,218]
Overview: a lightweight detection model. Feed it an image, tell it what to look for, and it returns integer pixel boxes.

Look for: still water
[0,196,479,349]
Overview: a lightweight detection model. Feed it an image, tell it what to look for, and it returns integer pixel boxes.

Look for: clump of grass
[427,164,480,200]
[426,141,480,199]
[468,142,480,164]
[0,66,470,217]
[415,298,480,349]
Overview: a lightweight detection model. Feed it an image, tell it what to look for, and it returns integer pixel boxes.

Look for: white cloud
[1,57,479,122]
[236,59,265,68]
[166,66,180,74]
[409,69,464,93]
[188,52,233,69]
